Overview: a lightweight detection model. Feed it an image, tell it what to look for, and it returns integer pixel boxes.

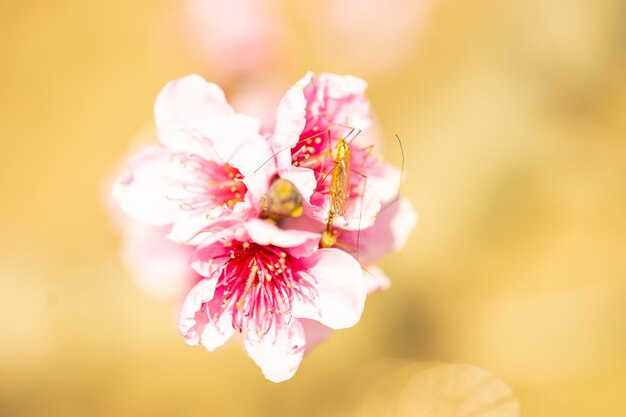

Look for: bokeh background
[1,1,626,416]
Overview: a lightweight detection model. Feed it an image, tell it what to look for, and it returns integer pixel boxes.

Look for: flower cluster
[113,72,417,382]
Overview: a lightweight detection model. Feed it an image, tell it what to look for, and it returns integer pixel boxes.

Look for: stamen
[214,241,318,335]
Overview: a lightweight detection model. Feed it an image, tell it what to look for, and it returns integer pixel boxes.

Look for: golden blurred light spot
[391,364,519,417]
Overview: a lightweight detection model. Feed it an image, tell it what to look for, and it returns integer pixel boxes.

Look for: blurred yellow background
[1,1,625,416]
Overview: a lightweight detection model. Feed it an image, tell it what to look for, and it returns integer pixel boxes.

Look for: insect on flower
[258,120,404,259]
[319,126,363,249]
[318,127,405,259]
[111,71,418,384]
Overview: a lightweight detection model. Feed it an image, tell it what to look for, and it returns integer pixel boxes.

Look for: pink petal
[321,72,368,99]
[198,288,236,351]
[341,197,418,264]
[307,182,381,231]
[113,146,179,226]
[154,74,234,151]
[167,205,240,245]
[278,166,318,203]
[313,73,372,130]
[337,186,382,230]
[231,138,275,209]
[178,278,218,345]
[363,264,391,293]
[273,72,311,149]
[208,113,268,176]
[190,243,229,278]
[364,159,402,206]
[292,248,366,329]
[300,318,333,354]
[243,219,319,250]
[244,319,306,383]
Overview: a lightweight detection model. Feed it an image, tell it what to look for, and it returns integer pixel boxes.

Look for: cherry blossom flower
[113,74,275,244]
[178,219,366,382]
[110,71,418,383]
[272,72,402,233]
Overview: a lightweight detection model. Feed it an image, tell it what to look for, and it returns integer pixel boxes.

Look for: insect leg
[347,168,368,261]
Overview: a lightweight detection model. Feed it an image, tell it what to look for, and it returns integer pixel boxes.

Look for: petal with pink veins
[113,146,180,226]
[190,243,230,278]
[178,278,218,345]
[273,72,311,149]
[199,288,236,351]
[167,201,250,245]
[310,73,372,130]
[244,319,306,383]
[154,74,234,151]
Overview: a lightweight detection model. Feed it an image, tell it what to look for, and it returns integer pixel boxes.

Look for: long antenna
[395,134,405,203]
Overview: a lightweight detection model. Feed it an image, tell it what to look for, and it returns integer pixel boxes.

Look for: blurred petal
[121,222,198,298]
[244,319,306,383]
[363,264,391,293]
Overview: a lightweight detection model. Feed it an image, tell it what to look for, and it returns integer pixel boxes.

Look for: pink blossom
[178,219,366,382]
[113,74,275,244]
[272,72,402,231]
[182,0,287,83]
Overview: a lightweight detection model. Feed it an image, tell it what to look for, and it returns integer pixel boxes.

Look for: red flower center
[212,241,317,334]
[172,154,247,210]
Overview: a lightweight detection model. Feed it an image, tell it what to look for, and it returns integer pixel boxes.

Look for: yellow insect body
[260,178,304,222]
[321,137,351,248]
